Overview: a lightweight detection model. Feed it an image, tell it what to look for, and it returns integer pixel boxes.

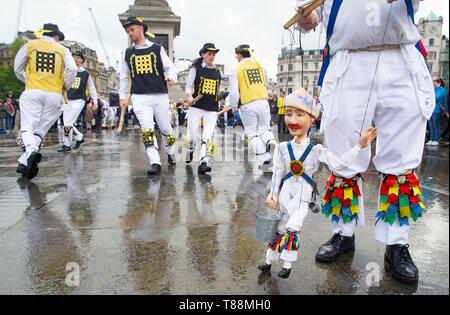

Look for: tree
[0,37,26,99]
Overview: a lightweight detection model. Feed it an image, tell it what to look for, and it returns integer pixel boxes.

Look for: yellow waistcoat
[236,59,268,105]
[25,40,66,93]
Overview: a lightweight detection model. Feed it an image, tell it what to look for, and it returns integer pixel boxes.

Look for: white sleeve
[13,44,28,84]
[185,67,197,95]
[229,67,240,110]
[64,48,78,90]
[317,144,362,172]
[119,50,130,100]
[270,144,285,194]
[160,46,178,83]
[87,74,98,105]
[412,0,420,13]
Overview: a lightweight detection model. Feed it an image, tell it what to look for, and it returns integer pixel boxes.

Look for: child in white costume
[258,89,377,279]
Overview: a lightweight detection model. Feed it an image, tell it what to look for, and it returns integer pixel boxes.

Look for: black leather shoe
[198,162,212,174]
[316,233,355,263]
[73,139,85,149]
[186,151,193,164]
[147,164,161,176]
[258,263,271,273]
[278,268,291,279]
[168,154,176,166]
[16,163,27,176]
[58,145,71,152]
[26,152,42,180]
[385,244,419,283]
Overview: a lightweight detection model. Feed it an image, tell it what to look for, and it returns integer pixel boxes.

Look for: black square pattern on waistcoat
[35,51,56,73]
[246,68,263,85]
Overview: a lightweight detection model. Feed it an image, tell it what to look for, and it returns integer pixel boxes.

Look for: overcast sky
[0,0,448,79]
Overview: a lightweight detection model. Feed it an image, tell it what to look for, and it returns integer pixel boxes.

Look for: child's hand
[359,127,378,148]
[266,192,278,210]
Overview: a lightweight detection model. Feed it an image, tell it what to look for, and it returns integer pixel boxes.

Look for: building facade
[418,11,448,84]
[276,47,323,97]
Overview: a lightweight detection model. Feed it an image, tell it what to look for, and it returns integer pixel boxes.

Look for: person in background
[277,91,288,133]
[6,91,18,130]
[427,78,446,146]
[4,98,16,133]
[441,89,449,143]
[0,99,7,134]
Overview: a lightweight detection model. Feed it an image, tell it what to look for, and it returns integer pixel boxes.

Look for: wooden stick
[283,0,325,30]
[117,94,131,135]
[184,94,203,109]
[217,106,231,116]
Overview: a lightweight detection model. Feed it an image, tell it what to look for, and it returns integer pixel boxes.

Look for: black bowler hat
[72,51,85,62]
[122,16,148,33]
[41,23,65,41]
[122,17,155,38]
[199,43,220,56]
[235,44,252,54]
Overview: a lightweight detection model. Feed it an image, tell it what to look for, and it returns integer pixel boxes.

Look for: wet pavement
[0,126,448,295]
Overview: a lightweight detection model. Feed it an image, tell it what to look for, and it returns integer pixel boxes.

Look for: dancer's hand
[165,78,175,86]
[266,192,279,210]
[359,127,378,148]
[120,99,128,110]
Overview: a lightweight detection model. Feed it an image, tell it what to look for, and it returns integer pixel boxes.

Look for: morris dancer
[119,17,178,175]
[185,43,221,174]
[228,44,277,171]
[59,51,97,152]
[14,23,77,179]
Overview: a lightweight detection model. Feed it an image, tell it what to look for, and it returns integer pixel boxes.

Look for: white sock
[265,258,272,265]
[283,261,292,269]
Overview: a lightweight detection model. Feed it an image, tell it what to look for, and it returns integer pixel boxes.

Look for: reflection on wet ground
[0,127,448,294]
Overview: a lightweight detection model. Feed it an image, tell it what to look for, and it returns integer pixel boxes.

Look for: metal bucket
[256,210,281,243]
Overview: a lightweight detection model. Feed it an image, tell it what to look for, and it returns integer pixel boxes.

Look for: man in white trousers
[119,17,178,176]
[59,51,97,152]
[297,0,435,283]
[228,44,277,171]
[14,23,77,179]
[185,43,221,174]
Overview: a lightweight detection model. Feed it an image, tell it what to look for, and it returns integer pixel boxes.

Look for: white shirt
[271,138,362,208]
[185,62,217,95]
[228,57,269,111]
[119,39,178,100]
[311,0,421,53]
[14,35,78,91]
[78,66,98,105]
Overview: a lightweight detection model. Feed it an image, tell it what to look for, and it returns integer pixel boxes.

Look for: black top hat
[42,23,65,41]
[122,17,148,33]
[72,51,85,62]
[199,43,220,56]
[235,44,251,54]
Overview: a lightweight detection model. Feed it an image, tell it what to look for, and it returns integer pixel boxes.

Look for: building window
[288,64,293,71]
[280,78,283,83]
[428,63,433,72]
[429,38,435,46]
[314,63,318,69]
[288,77,293,82]
[304,63,308,69]
[280,65,283,72]
[288,88,293,94]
